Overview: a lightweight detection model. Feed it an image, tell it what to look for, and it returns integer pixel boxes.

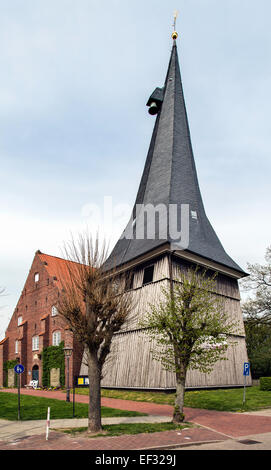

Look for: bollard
[46,407,50,440]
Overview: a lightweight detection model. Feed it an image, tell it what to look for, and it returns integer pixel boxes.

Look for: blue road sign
[243,362,250,376]
[14,364,24,374]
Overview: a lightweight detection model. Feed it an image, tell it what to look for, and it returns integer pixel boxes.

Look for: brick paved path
[0,428,224,450]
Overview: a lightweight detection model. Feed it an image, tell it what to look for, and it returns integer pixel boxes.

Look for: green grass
[75,386,271,412]
[59,422,191,438]
[0,392,146,421]
[183,386,271,412]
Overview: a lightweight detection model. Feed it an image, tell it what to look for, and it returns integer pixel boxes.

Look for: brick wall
[0,252,83,388]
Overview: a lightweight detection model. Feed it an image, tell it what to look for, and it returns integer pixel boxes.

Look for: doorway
[32,365,39,383]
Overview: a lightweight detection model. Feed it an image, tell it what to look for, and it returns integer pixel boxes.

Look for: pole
[17,372,21,420]
[66,356,70,402]
[243,374,246,406]
[73,376,75,417]
[46,407,50,440]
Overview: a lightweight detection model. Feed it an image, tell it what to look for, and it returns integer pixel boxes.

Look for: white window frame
[17,316,23,326]
[34,273,39,283]
[51,305,58,317]
[32,335,39,351]
[52,330,61,346]
[15,340,19,354]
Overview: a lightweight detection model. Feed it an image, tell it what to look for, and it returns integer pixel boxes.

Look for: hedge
[260,377,271,391]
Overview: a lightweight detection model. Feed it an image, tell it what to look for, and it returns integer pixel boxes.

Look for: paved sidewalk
[0,427,225,450]
[179,432,271,450]
[0,415,170,442]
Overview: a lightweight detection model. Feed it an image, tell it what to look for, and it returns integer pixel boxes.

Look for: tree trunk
[87,350,102,433]
[173,369,186,423]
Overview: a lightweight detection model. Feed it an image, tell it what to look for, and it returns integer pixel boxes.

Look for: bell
[148,101,158,115]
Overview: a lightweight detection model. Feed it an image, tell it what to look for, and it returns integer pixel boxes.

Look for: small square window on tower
[142,265,154,286]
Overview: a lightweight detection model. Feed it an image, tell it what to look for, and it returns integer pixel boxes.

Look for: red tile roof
[37,252,83,289]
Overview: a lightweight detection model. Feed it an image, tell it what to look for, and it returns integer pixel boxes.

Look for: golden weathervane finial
[172,10,179,40]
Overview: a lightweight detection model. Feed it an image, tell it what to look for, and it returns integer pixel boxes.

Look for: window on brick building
[18,316,22,326]
[52,330,61,346]
[15,340,19,354]
[51,305,58,316]
[32,335,39,351]
[34,273,39,283]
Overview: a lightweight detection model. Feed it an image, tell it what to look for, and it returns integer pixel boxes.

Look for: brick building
[0,250,83,388]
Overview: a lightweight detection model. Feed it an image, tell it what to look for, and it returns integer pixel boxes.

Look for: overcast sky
[0,0,270,339]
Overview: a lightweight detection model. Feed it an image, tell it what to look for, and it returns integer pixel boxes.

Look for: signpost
[14,364,24,420]
[243,362,250,406]
[46,407,50,440]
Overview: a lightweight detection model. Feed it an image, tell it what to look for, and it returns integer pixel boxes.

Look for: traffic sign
[243,362,250,376]
[14,364,24,420]
[14,364,24,374]
[243,362,250,406]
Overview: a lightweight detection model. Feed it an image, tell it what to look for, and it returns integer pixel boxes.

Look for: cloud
[0,0,270,338]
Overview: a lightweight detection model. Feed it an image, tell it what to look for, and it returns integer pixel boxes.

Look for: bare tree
[57,234,133,433]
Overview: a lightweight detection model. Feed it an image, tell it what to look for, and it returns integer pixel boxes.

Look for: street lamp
[63,346,73,402]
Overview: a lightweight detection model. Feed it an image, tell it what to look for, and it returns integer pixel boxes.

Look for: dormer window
[51,306,58,317]
[18,316,22,326]
[34,273,39,283]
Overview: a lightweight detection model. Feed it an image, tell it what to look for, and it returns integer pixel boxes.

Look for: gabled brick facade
[0,251,83,388]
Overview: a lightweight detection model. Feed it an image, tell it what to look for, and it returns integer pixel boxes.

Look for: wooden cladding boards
[119,278,169,333]
[118,282,244,337]
[121,254,241,300]
[131,255,169,289]
[101,330,174,389]
[171,257,241,300]
[101,331,250,389]
[80,253,249,389]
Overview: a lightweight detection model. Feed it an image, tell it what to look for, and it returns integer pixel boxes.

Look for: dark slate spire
[104,39,245,276]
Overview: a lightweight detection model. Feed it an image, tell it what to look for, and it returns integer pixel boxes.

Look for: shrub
[260,377,271,391]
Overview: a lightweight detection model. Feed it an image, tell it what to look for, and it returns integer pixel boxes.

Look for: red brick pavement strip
[0,428,225,450]
[2,388,271,439]
[185,407,271,438]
